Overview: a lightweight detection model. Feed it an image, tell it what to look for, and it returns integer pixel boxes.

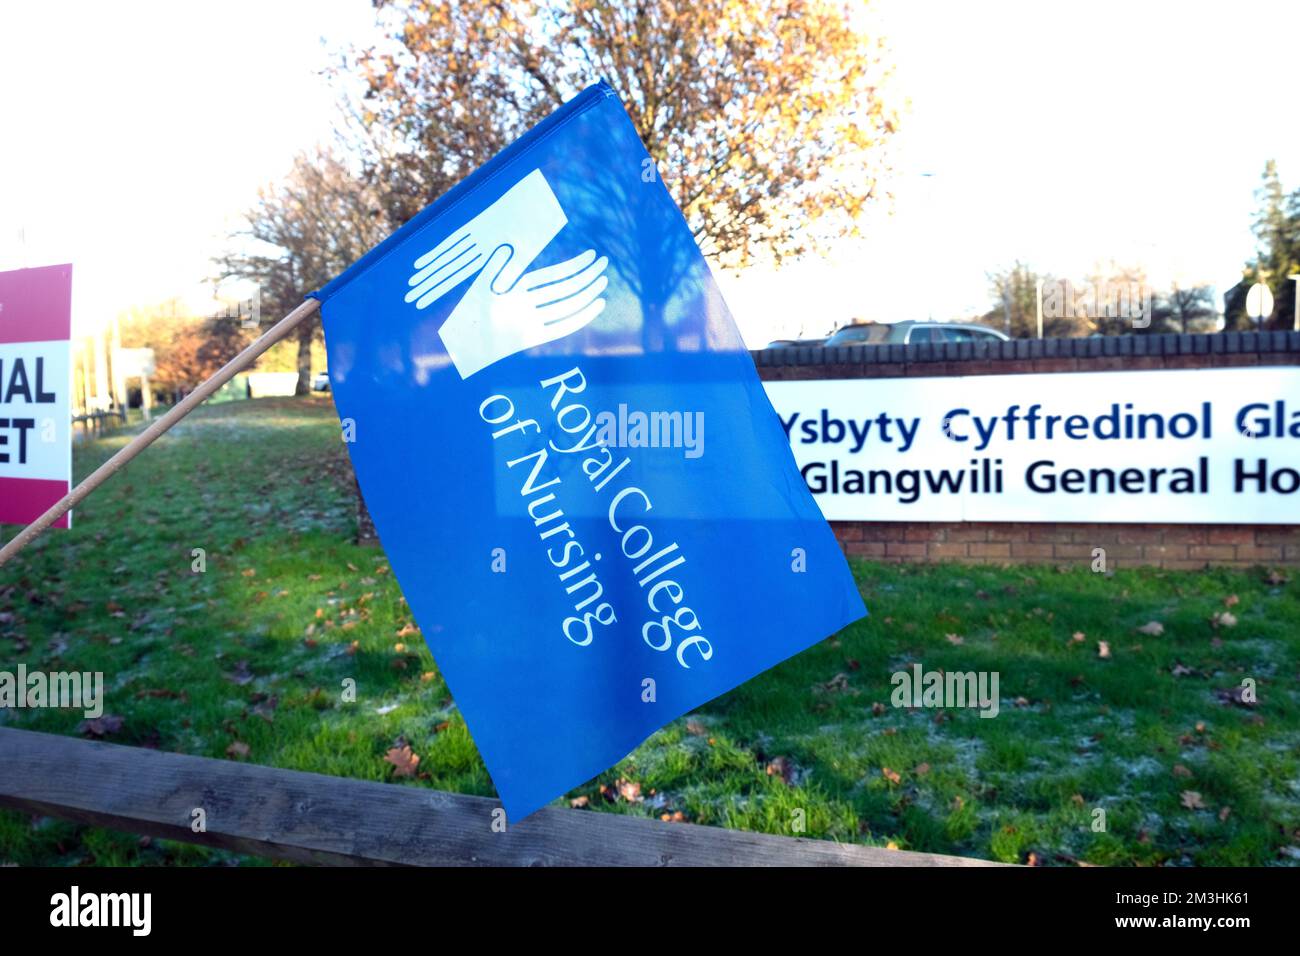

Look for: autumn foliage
[349,0,899,266]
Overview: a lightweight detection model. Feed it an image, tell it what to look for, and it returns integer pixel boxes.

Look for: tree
[981,262,1077,338]
[1157,282,1217,334]
[1227,161,1300,330]
[218,147,389,393]
[119,300,252,400]
[345,0,899,268]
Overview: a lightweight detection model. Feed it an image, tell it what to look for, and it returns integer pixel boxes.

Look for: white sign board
[115,347,155,378]
[764,367,1300,524]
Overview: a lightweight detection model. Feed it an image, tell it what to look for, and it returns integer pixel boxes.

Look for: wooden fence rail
[0,728,997,867]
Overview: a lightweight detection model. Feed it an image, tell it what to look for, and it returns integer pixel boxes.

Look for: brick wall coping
[752,330,1300,373]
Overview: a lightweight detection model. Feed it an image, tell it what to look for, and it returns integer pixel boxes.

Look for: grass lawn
[2,396,1298,866]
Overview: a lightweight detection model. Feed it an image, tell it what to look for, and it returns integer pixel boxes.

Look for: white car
[825,321,1010,346]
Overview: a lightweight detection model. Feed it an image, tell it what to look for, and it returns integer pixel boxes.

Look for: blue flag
[313,82,866,820]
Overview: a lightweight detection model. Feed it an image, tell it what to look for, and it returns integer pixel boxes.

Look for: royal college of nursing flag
[313,82,866,820]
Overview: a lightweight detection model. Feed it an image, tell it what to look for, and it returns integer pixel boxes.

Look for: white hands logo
[405,169,609,378]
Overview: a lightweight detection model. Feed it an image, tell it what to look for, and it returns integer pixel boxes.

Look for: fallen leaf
[251,696,278,723]
[881,767,902,785]
[384,745,420,777]
[226,741,250,760]
[1136,621,1164,636]
[1223,594,1239,607]
[914,762,930,776]
[134,688,185,700]
[570,795,590,809]
[1171,663,1194,677]
[1097,641,1111,659]
[616,778,642,803]
[1180,790,1206,810]
[224,660,254,685]
[685,719,707,736]
[1069,631,1086,645]
[818,672,851,694]
[1172,764,1193,778]
[1211,611,1237,629]
[945,633,964,645]
[1215,685,1256,708]
[766,756,796,784]
[79,714,125,737]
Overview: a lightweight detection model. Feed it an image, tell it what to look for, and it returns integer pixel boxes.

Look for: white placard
[763,367,1300,524]
[0,340,71,482]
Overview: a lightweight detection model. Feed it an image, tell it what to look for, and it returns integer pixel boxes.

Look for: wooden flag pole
[0,297,321,568]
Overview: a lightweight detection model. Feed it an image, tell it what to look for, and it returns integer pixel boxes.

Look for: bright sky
[2,0,1298,347]
[0,1,376,333]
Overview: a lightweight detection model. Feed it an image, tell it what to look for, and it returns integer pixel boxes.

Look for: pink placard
[0,262,73,529]
[0,263,73,344]
[0,477,70,528]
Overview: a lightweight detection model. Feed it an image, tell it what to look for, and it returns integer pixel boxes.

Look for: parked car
[764,337,827,349]
[311,372,331,392]
[823,321,1009,347]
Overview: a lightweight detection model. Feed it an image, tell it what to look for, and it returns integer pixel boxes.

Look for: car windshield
[827,325,890,345]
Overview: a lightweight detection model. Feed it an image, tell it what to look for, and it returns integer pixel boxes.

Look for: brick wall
[829,522,1298,569]
[754,331,1300,569]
